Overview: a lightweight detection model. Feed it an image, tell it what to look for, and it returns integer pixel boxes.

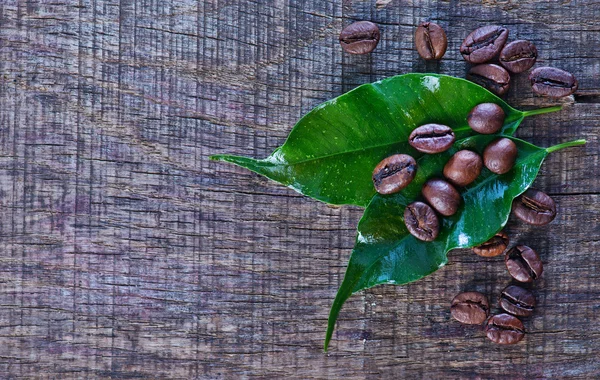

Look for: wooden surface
[1,0,599,378]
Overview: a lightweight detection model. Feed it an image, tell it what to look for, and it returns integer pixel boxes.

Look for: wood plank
[0,0,598,378]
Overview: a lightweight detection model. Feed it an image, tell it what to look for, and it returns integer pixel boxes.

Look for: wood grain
[0,0,599,378]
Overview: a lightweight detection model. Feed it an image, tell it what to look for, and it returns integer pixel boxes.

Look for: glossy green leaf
[211,74,558,207]
[323,137,586,351]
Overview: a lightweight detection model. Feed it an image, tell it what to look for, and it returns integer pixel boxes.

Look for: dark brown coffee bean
[505,245,543,283]
[415,21,447,60]
[408,124,455,154]
[404,201,439,242]
[473,231,509,258]
[512,188,556,225]
[467,64,511,97]
[500,285,536,317]
[485,314,525,345]
[422,179,461,216]
[483,137,517,175]
[372,154,417,195]
[499,40,538,74]
[467,103,505,134]
[339,21,380,55]
[451,292,489,325]
[529,67,578,98]
[443,150,482,187]
[460,25,509,64]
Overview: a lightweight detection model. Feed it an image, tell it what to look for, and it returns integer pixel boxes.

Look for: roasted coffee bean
[408,124,455,154]
[485,313,525,345]
[372,154,417,195]
[467,103,505,134]
[505,245,543,283]
[512,188,556,225]
[422,179,461,216]
[529,67,578,98]
[460,25,509,64]
[467,64,511,97]
[451,292,489,325]
[499,40,538,74]
[339,21,381,55]
[473,231,509,258]
[415,21,447,60]
[404,201,439,241]
[443,150,483,187]
[500,285,536,317]
[483,137,517,175]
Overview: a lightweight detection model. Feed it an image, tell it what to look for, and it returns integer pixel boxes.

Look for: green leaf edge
[323,137,586,351]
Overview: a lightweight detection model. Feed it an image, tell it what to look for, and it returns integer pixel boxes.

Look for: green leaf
[211,74,559,207]
[324,137,586,351]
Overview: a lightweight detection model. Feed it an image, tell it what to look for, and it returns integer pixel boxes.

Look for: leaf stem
[546,139,587,153]
[522,105,563,118]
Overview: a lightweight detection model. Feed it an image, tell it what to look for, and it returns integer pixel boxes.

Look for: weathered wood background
[1,0,599,378]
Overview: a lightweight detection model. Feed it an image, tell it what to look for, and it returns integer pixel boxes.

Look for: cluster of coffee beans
[459,25,577,98]
[451,242,543,345]
[339,21,578,98]
[340,19,567,346]
[450,288,530,345]
[372,102,519,242]
[450,187,556,344]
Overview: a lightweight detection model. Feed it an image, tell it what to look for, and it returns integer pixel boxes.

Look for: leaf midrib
[267,110,523,168]
[267,126,473,167]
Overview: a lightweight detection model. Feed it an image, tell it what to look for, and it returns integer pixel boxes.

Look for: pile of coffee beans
[339,21,578,98]
[372,101,519,242]
[340,19,565,346]
[450,241,542,344]
[458,24,578,97]
[449,187,555,344]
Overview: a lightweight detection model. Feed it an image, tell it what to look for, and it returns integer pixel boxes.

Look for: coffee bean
[467,103,505,134]
[483,137,517,175]
[473,231,509,258]
[485,313,525,344]
[339,21,381,55]
[404,201,439,241]
[408,124,455,154]
[443,150,483,187]
[467,64,511,97]
[460,25,509,64]
[529,67,578,98]
[499,40,538,74]
[451,292,489,325]
[499,285,536,317]
[372,154,417,195]
[512,188,556,225]
[415,21,447,60]
[422,179,461,216]
[505,245,543,283]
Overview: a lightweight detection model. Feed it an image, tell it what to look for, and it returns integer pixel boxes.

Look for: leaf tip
[209,154,248,163]
[208,154,261,167]
[323,326,333,352]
